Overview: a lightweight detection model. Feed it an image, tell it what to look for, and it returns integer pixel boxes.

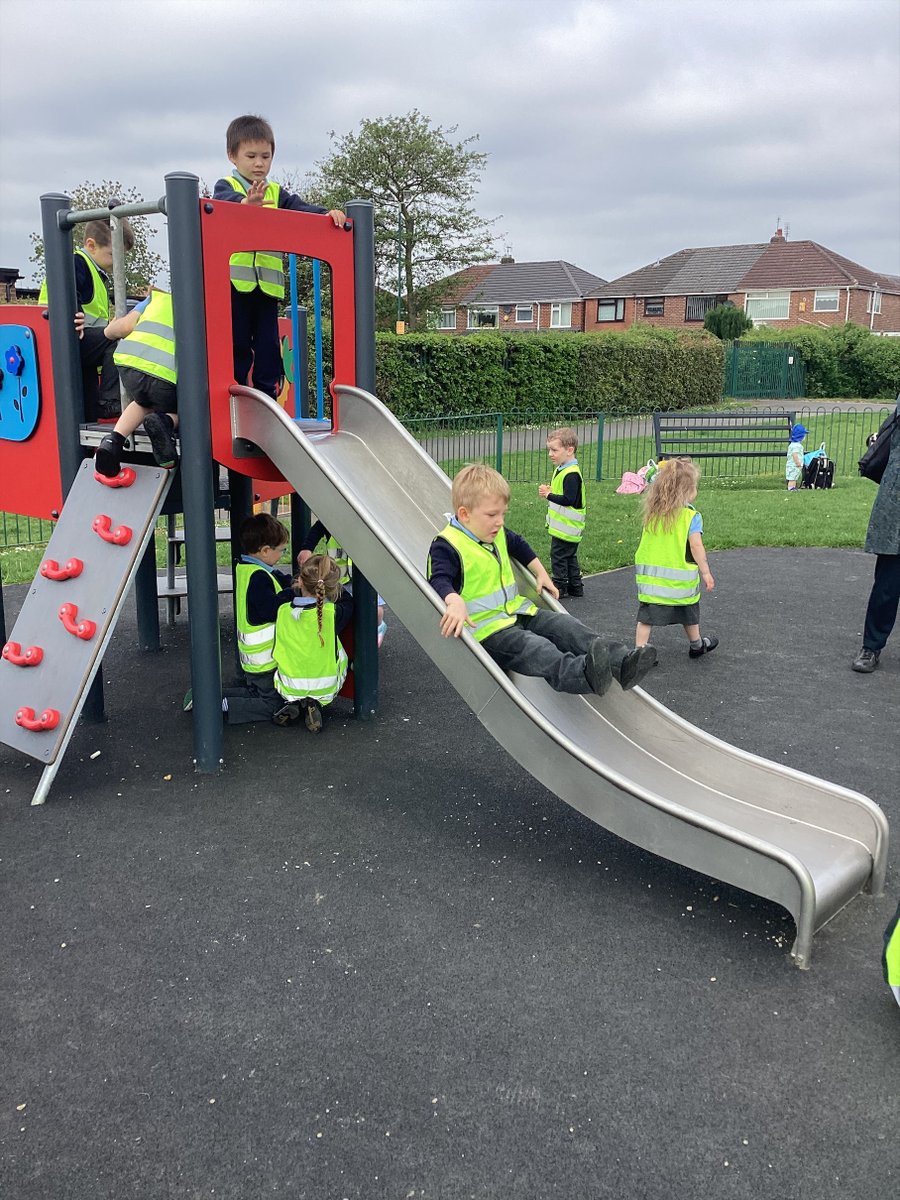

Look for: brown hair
[548,426,578,451]
[240,512,289,555]
[227,114,275,156]
[451,464,510,513]
[640,458,701,533]
[84,217,135,252]
[297,554,342,646]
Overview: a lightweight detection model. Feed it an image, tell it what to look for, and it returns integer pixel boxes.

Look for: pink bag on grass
[616,471,647,494]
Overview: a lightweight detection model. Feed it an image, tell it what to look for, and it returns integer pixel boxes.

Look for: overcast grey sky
[2,0,898,285]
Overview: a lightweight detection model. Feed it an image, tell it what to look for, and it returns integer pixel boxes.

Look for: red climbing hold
[58,602,97,640]
[40,557,84,581]
[15,707,61,732]
[94,467,136,488]
[2,641,44,667]
[92,514,132,545]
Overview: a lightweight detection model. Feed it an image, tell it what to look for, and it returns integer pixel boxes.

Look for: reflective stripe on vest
[545,462,585,543]
[324,536,352,586]
[38,248,110,325]
[113,291,177,384]
[884,901,900,1007]
[226,177,285,298]
[432,524,537,642]
[634,506,700,606]
[235,562,279,672]
[273,602,348,703]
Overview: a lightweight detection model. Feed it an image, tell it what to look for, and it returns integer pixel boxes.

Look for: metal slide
[231,384,889,968]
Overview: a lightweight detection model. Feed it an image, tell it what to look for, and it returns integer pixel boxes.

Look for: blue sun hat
[790,423,809,441]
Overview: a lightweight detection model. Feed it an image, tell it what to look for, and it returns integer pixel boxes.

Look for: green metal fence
[2,405,892,552]
[724,341,807,399]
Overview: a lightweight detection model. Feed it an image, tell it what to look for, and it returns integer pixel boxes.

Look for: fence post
[495,413,503,474]
[595,414,605,481]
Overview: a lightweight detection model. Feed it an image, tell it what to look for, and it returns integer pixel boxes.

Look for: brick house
[583,230,900,335]
[0,267,23,302]
[433,257,607,333]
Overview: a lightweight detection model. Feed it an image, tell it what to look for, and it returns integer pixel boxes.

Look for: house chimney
[500,254,515,264]
[770,228,786,244]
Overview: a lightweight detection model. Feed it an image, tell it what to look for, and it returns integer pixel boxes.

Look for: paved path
[1,547,897,1199]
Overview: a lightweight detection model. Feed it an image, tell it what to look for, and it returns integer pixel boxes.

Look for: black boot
[95,431,126,478]
[143,412,178,469]
[585,639,614,696]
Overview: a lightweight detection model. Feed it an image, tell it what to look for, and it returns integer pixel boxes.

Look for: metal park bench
[653,410,796,466]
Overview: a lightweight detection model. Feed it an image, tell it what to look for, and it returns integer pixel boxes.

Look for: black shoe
[304,700,323,734]
[585,639,614,696]
[567,587,584,598]
[851,647,879,673]
[95,431,126,477]
[618,645,658,690]
[142,411,178,469]
[689,636,719,659]
[272,701,300,726]
[553,581,568,598]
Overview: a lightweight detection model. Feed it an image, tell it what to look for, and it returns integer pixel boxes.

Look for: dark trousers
[483,609,626,694]
[231,288,282,400]
[223,668,282,724]
[863,554,900,653]
[550,536,582,594]
[80,326,121,420]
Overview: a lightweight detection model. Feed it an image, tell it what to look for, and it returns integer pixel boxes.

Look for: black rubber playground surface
[2,546,897,1200]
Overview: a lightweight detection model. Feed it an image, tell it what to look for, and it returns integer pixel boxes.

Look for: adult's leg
[863,554,900,653]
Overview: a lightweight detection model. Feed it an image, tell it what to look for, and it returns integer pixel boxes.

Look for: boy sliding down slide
[428,465,656,696]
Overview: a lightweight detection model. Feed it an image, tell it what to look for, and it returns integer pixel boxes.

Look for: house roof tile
[456,260,607,304]
[737,241,900,293]
[589,245,768,298]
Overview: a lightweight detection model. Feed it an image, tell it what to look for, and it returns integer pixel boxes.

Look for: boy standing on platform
[538,426,585,597]
[214,114,345,401]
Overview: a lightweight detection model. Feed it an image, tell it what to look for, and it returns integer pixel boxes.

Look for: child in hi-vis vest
[634,458,718,658]
[538,426,585,598]
[272,555,353,734]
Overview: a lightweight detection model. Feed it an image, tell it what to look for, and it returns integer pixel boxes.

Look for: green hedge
[740,323,900,399]
[371,328,724,421]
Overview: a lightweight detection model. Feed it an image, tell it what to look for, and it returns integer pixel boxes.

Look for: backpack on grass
[802,451,834,489]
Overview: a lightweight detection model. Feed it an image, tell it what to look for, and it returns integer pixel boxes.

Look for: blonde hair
[296,554,342,646]
[451,464,510,513]
[641,458,700,533]
[548,426,578,451]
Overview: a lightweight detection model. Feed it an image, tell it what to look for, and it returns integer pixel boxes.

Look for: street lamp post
[396,209,405,334]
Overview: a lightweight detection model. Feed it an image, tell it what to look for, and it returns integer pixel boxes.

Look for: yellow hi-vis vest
[431,523,537,642]
[273,601,348,704]
[545,461,585,543]
[884,901,900,1008]
[38,248,110,326]
[225,176,285,298]
[113,290,177,384]
[235,562,280,673]
[634,506,700,606]
[324,535,351,587]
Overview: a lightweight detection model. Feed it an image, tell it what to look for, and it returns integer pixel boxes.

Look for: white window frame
[744,290,790,321]
[438,307,456,330]
[550,302,572,328]
[515,304,534,323]
[467,305,499,329]
[814,288,840,313]
[597,298,625,322]
[867,291,882,314]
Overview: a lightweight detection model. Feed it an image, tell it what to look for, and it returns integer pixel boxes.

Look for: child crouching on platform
[428,465,656,696]
[272,555,354,733]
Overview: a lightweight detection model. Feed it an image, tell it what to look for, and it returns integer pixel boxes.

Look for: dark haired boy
[39,217,135,421]
[213,114,346,401]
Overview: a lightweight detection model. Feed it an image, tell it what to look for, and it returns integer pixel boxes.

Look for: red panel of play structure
[0,305,62,520]
[199,201,357,483]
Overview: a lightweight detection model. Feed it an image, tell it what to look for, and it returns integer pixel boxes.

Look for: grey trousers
[483,610,626,694]
[223,669,282,723]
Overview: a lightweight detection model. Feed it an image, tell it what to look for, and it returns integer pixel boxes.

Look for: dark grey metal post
[165,172,222,773]
[291,306,311,560]
[135,538,161,651]
[228,468,253,676]
[40,193,105,722]
[41,193,85,491]
[346,200,378,719]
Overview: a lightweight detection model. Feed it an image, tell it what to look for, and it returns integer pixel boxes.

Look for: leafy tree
[29,180,166,294]
[704,303,753,340]
[306,110,498,330]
